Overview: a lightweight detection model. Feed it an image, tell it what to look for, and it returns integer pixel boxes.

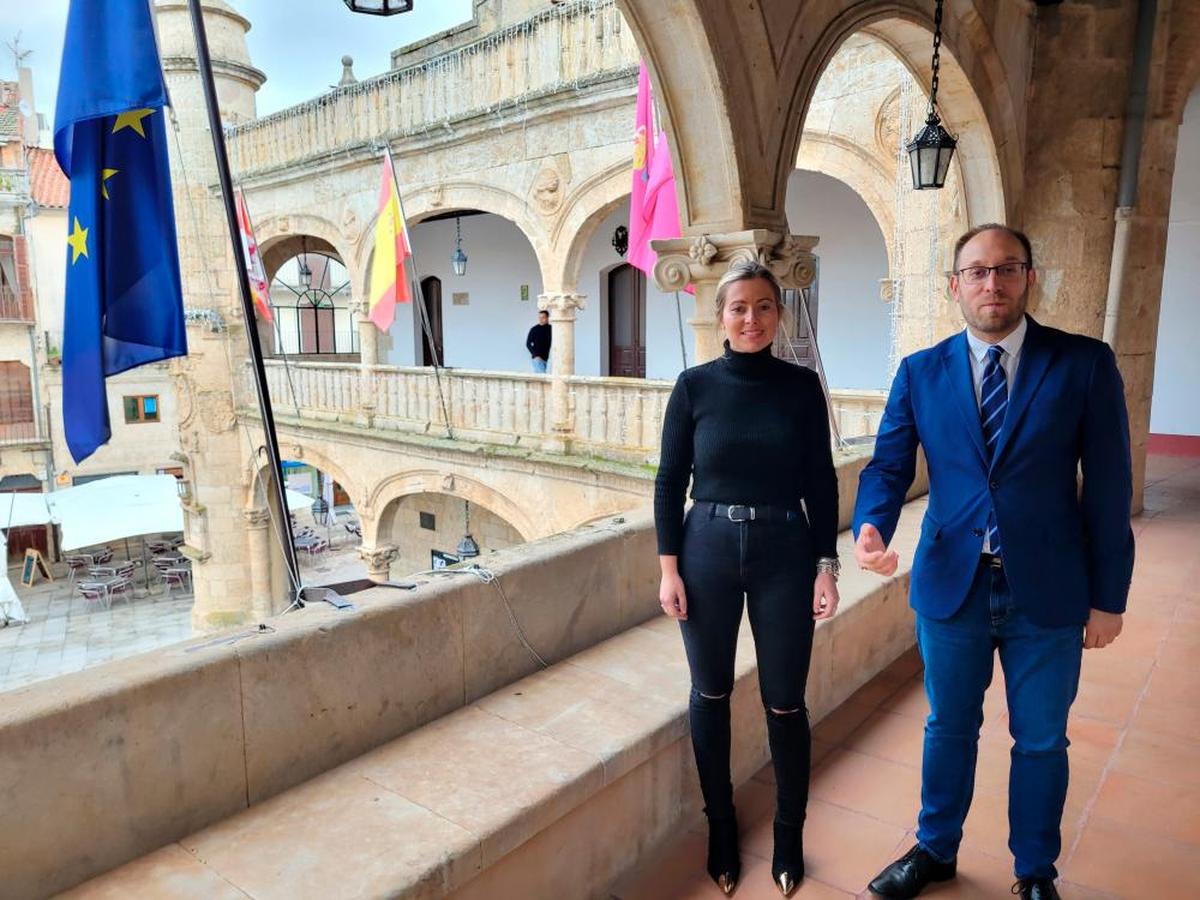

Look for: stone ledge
[63,500,926,900]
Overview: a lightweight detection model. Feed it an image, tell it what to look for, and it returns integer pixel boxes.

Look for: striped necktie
[980,344,1008,555]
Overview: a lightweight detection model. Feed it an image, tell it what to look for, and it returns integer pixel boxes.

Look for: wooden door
[607,264,646,378]
[419,277,445,367]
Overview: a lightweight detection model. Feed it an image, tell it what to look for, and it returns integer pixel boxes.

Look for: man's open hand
[855,522,899,576]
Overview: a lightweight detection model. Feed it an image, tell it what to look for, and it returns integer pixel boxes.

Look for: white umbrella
[0,492,53,529]
[46,475,183,552]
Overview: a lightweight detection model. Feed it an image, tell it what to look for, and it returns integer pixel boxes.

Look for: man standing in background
[526,309,552,373]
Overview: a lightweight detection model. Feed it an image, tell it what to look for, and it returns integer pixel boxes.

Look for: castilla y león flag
[235,188,272,322]
[366,152,412,331]
[627,61,689,293]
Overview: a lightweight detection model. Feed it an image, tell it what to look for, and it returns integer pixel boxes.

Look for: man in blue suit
[854,225,1134,900]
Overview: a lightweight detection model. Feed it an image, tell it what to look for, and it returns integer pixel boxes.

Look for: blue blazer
[852,317,1134,628]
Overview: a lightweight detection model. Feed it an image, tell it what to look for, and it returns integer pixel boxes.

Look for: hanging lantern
[611,224,628,257]
[451,216,468,276]
[342,0,414,15]
[456,500,480,559]
[906,0,957,190]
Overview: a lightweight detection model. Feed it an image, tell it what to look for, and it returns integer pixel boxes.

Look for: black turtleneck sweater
[654,343,839,558]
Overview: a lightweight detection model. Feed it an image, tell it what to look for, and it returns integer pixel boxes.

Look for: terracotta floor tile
[1077,651,1155,690]
[1131,698,1200,742]
[1090,769,1200,848]
[744,799,907,894]
[1112,727,1200,788]
[809,749,921,828]
[846,710,926,768]
[1143,661,1200,710]
[811,700,876,746]
[879,678,930,720]
[1063,815,1200,898]
[844,670,908,709]
[615,835,854,900]
[1063,717,1122,768]
[1069,680,1141,726]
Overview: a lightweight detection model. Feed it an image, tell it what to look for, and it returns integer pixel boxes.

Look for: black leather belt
[981,552,1003,569]
[710,502,801,524]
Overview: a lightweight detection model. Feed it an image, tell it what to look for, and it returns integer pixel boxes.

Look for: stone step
[63,501,925,900]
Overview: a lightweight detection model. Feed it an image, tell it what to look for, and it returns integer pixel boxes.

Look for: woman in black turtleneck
[655,259,840,897]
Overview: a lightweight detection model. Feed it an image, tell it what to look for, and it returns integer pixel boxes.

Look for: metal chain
[929,0,944,117]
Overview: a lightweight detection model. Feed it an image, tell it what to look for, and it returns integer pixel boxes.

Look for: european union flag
[54,0,187,463]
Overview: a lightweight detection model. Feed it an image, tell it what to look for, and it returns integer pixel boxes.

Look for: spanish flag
[367,152,411,331]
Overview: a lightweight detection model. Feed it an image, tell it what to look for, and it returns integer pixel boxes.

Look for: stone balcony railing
[225,0,638,176]
[254,360,887,463]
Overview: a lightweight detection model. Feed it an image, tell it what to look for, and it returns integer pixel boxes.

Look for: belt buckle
[984,553,1003,569]
[726,504,755,522]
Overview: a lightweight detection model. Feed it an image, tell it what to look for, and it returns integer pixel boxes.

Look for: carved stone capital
[537,292,587,319]
[651,229,820,292]
[242,507,271,528]
[359,544,398,576]
[347,297,367,317]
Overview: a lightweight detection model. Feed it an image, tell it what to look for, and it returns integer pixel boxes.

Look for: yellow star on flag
[101,168,119,200]
[111,108,155,138]
[67,217,89,264]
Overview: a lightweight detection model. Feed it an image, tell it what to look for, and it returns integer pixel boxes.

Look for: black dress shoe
[868,844,957,898]
[1012,877,1061,900]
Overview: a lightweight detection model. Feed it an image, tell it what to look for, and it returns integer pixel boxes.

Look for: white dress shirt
[964,315,1027,553]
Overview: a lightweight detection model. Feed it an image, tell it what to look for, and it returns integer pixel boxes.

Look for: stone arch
[796,132,898,271]
[366,470,536,548]
[775,2,1013,229]
[243,439,363,514]
[358,181,553,290]
[552,161,632,292]
[255,213,359,287]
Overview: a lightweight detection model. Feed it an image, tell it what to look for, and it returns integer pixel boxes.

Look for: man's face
[538,312,549,325]
[950,229,1036,340]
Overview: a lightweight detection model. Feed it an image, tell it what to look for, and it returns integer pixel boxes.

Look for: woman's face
[720,277,780,353]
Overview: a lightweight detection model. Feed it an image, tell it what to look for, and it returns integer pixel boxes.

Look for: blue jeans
[915,558,1082,879]
[531,357,547,373]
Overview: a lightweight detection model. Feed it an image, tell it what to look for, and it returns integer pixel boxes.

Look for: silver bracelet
[816,557,841,580]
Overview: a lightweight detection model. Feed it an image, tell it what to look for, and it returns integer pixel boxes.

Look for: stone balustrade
[831,388,890,440]
[252,360,888,462]
[225,0,638,176]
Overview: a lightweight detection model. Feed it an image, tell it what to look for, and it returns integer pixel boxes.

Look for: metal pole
[184,0,303,605]
[382,147,454,438]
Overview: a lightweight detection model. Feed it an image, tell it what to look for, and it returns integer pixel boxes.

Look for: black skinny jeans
[678,502,816,827]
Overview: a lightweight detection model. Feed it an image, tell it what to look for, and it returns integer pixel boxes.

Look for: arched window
[270,250,358,356]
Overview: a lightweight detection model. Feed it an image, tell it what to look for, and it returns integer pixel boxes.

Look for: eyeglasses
[955,262,1030,284]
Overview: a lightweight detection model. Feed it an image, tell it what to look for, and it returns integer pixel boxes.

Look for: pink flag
[627,62,690,292]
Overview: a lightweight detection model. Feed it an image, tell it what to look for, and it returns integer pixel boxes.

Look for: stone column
[537,292,586,452]
[651,231,819,364]
[359,544,398,582]
[350,298,377,428]
[243,507,272,619]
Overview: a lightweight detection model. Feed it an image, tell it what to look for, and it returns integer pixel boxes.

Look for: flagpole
[381,147,454,438]
[185,0,303,606]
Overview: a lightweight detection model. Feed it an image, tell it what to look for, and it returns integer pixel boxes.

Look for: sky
[2,0,474,134]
